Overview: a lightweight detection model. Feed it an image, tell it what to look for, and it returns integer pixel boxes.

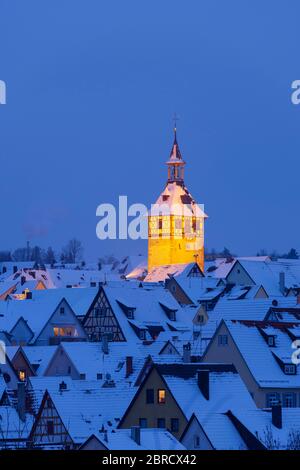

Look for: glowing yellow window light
[158,389,166,404]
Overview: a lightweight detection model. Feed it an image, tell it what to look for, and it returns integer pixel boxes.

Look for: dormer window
[284,364,296,375]
[116,301,135,320]
[159,302,177,321]
[140,330,146,340]
[268,336,275,347]
[126,308,135,319]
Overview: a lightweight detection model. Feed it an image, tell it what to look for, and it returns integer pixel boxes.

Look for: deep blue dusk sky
[0,0,299,261]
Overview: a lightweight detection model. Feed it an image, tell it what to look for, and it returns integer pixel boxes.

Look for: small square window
[158,389,166,404]
[19,370,26,382]
[218,335,228,346]
[266,393,280,407]
[283,393,296,408]
[79,373,86,380]
[140,330,146,340]
[139,418,147,428]
[146,389,154,404]
[268,336,275,347]
[97,373,103,380]
[284,364,296,375]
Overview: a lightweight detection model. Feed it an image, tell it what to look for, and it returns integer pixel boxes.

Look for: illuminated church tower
[148,126,207,273]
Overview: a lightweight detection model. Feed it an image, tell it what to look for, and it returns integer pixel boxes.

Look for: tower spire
[166,114,185,183]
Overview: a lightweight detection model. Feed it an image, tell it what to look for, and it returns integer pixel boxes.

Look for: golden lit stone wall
[148,215,204,272]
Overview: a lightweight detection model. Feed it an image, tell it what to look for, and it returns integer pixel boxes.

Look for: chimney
[272,403,282,429]
[102,334,109,354]
[279,272,285,295]
[17,381,26,422]
[183,342,191,363]
[126,356,133,377]
[131,426,141,446]
[197,369,210,400]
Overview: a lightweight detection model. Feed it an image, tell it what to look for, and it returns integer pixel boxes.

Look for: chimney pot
[17,381,26,422]
[126,356,133,377]
[183,342,191,363]
[102,334,109,354]
[279,272,285,295]
[131,426,141,445]
[272,403,282,429]
[59,381,67,391]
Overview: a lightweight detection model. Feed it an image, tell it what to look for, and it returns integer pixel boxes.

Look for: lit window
[53,327,59,337]
[19,370,26,382]
[158,389,166,404]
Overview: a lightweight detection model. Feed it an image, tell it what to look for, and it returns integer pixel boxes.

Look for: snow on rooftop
[225,320,300,386]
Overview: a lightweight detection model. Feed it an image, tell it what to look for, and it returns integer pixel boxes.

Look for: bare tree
[61,239,83,264]
[287,429,300,450]
[261,425,281,450]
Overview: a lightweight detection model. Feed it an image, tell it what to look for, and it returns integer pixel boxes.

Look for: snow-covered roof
[151,182,207,218]
[100,283,193,342]
[224,320,300,387]
[57,341,145,382]
[0,406,34,444]
[31,378,136,444]
[144,263,200,283]
[0,291,87,342]
[22,346,58,375]
[205,257,269,279]
[93,428,185,450]
[228,259,300,296]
